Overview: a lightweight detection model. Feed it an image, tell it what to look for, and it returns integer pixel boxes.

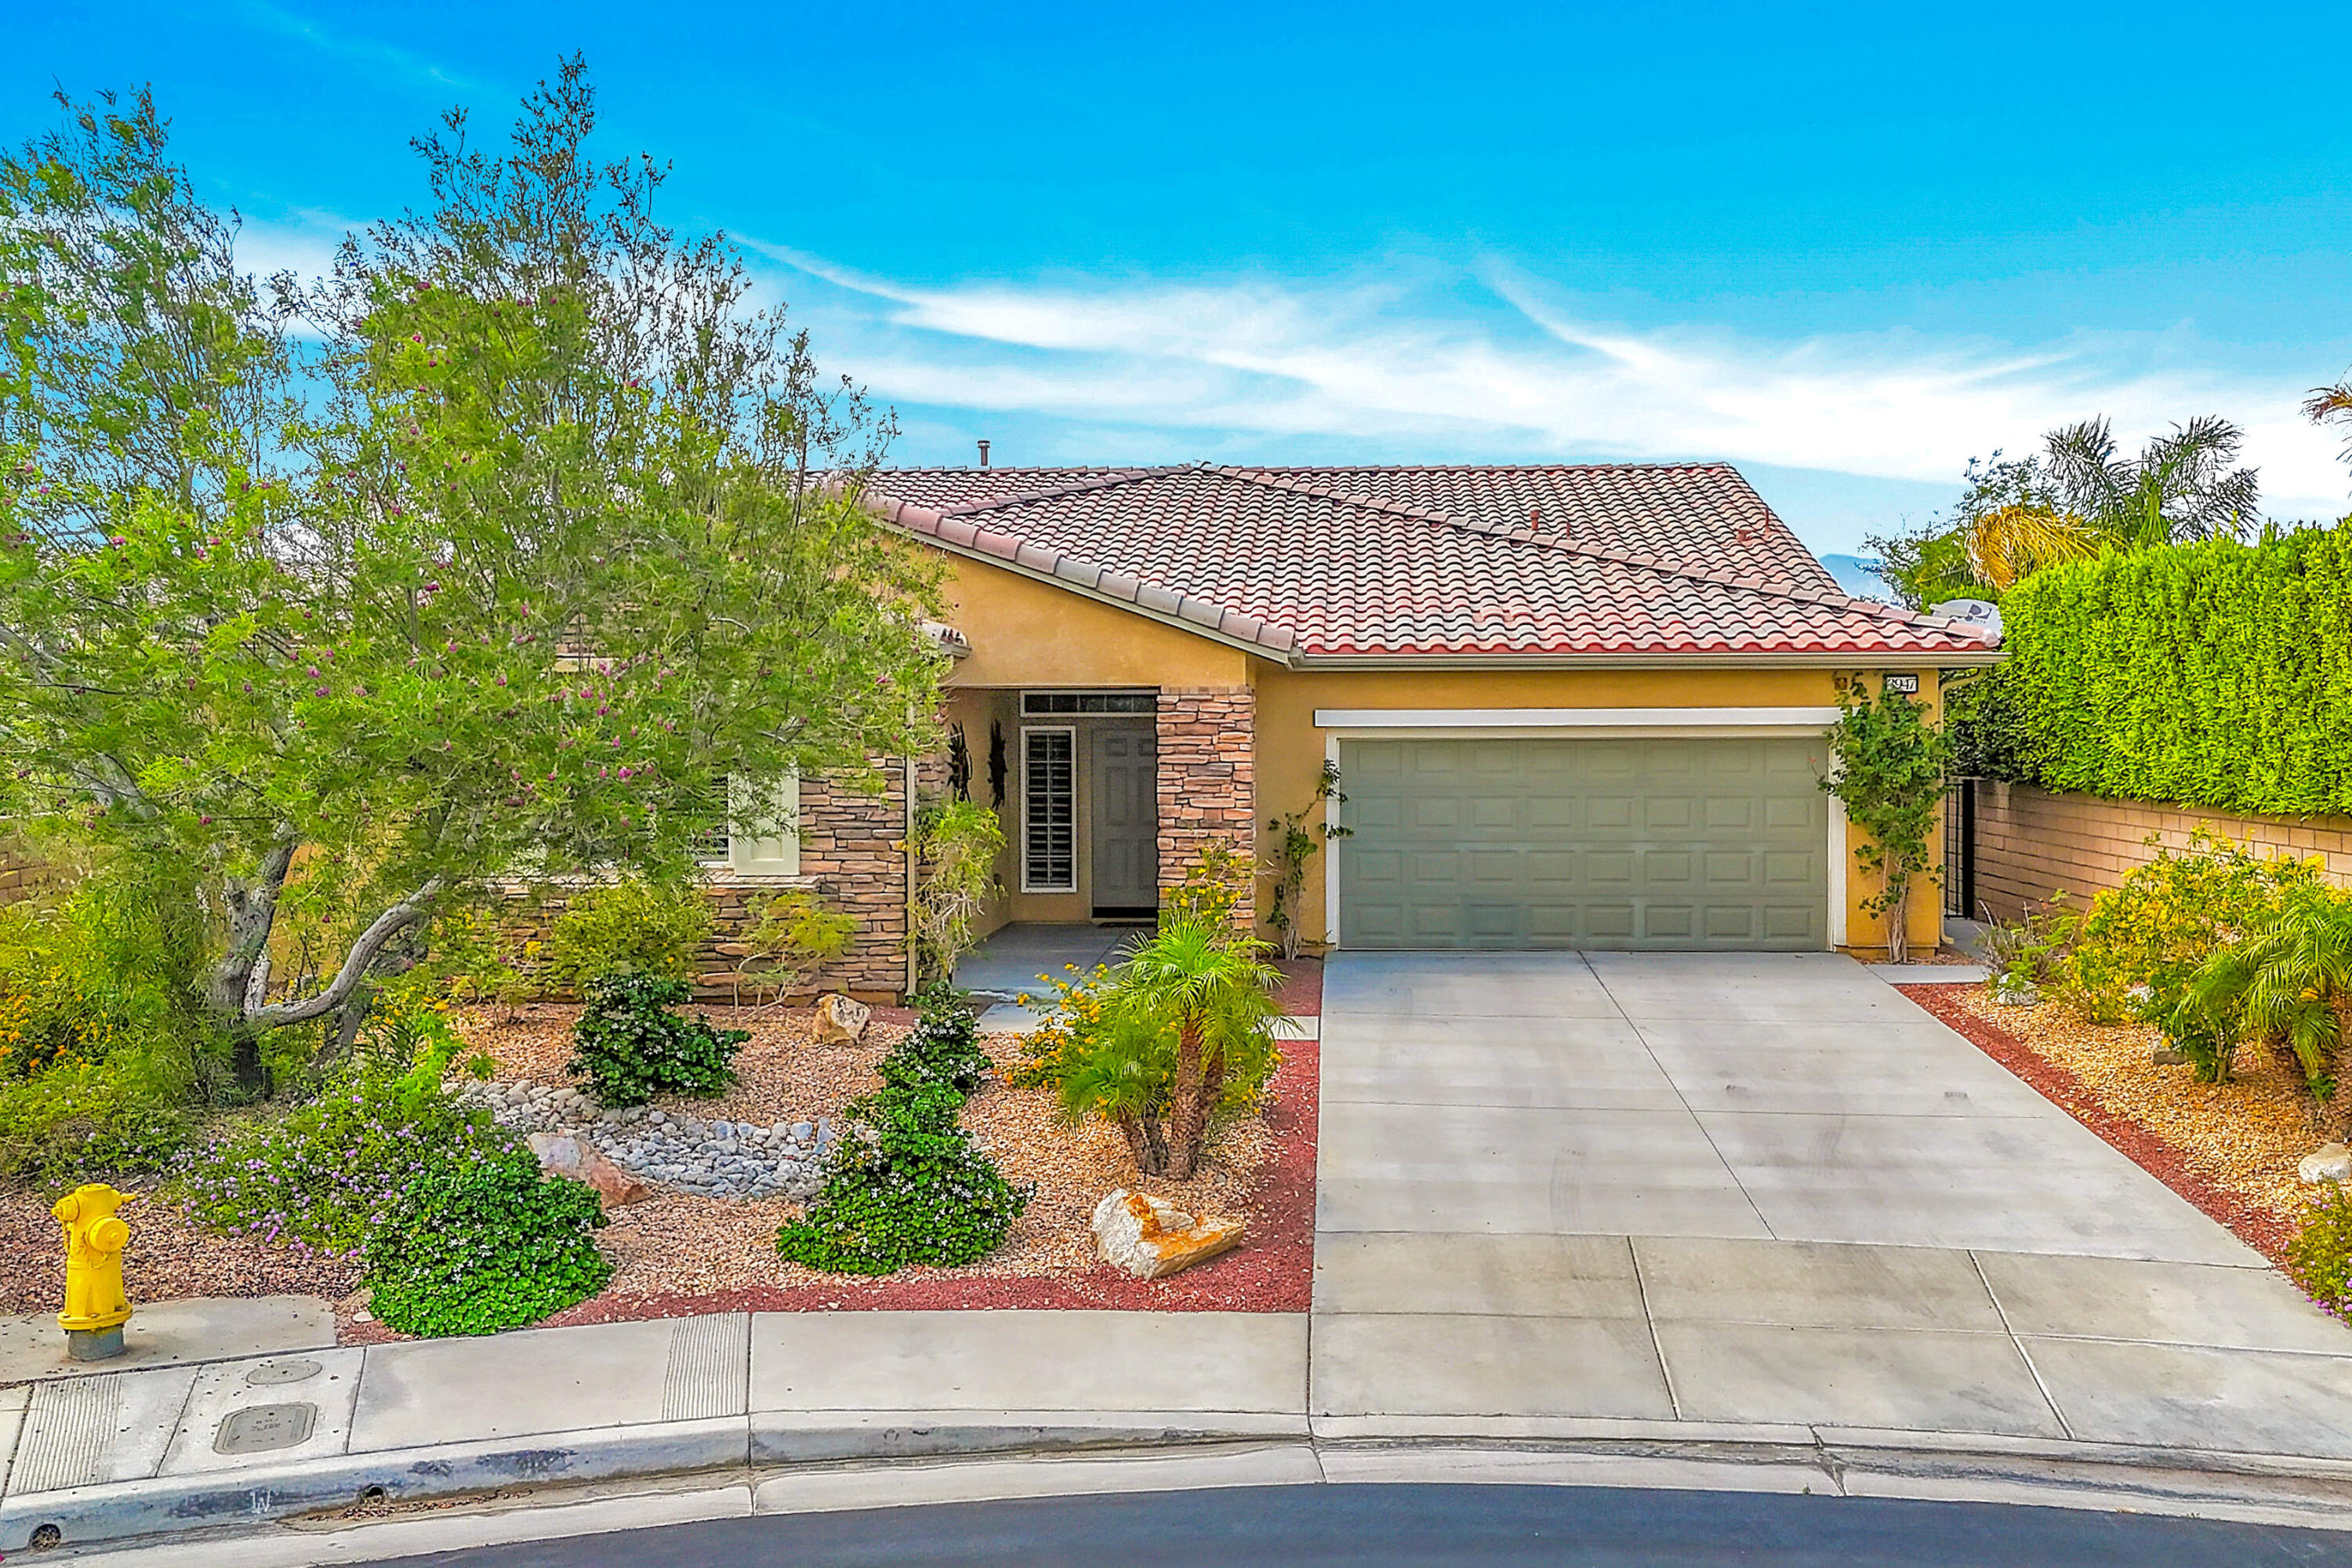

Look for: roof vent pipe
[977,439,991,469]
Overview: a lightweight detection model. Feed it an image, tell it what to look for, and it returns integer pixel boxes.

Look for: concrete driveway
[1312,951,2352,1454]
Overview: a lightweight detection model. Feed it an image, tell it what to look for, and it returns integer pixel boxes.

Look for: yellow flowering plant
[2061,829,2318,1025]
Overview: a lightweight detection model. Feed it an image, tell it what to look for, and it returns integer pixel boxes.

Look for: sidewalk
[13,1295,2352,1555]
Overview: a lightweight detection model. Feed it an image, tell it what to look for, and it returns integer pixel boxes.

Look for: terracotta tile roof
[863,463,1998,662]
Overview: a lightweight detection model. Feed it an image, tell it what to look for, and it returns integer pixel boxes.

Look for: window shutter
[728,770,801,876]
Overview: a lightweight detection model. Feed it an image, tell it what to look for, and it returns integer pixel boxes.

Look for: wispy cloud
[237,2,481,95]
[746,241,2352,519]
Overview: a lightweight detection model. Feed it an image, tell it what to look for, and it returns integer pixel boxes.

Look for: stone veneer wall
[1155,689,1257,925]
[488,764,917,1003]
[0,845,43,907]
[1972,780,2352,924]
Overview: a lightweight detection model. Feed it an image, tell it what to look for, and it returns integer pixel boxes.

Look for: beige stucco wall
[936,550,1944,957]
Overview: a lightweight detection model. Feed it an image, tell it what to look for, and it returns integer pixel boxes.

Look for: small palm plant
[1057,919,1280,1179]
[2187,884,2352,1128]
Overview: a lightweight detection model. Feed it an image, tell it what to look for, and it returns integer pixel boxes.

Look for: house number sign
[1882,674,1920,695]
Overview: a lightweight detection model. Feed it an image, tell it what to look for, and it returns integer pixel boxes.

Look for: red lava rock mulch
[1909,983,2298,1265]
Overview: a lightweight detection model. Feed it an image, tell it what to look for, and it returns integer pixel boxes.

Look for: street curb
[0,1412,1306,1553]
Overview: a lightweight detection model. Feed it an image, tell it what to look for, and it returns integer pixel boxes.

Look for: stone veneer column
[1156,689,1257,925]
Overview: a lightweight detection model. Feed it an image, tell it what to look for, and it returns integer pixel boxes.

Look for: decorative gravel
[7,966,1323,1333]
[1911,983,2311,1263]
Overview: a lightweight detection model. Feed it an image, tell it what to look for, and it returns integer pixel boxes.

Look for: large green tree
[0,67,946,1089]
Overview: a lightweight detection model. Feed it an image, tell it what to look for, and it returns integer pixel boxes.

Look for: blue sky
[9,1,2350,555]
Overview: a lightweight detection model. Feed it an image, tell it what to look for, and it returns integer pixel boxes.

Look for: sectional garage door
[1335,735,1829,950]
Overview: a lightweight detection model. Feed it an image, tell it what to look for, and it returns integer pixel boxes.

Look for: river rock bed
[452,1077,836,1202]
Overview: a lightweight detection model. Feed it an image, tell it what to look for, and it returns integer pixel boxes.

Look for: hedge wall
[1998,521,2352,816]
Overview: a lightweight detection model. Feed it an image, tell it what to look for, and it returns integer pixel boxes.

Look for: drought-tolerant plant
[1055,918,1281,1179]
[775,1081,1029,1275]
[545,880,713,993]
[1162,843,1253,930]
[2288,1185,2352,1319]
[908,799,1004,983]
[1976,896,2082,1005]
[2183,883,2352,1125]
[738,890,856,1006]
[1007,961,1118,1091]
[1265,761,1351,962]
[2059,830,2319,1024]
[877,986,993,1098]
[0,1062,191,1187]
[0,76,947,1094]
[1821,680,1951,964]
[365,1147,612,1335]
[177,1006,503,1255]
[430,906,538,1016]
[564,973,748,1108]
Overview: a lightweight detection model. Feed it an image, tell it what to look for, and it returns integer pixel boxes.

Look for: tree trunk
[1116,1109,1171,1176]
[1166,1019,1208,1179]
[1884,874,1910,965]
[203,844,297,1093]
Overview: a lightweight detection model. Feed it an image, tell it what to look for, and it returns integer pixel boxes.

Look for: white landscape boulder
[2299,1142,2352,1185]
[1091,1188,1245,1280]
[812,993,871,1044]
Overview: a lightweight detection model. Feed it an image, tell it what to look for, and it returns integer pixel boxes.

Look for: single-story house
[668,462,2001,998]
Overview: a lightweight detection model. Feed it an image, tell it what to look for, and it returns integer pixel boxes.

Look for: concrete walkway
[1312,952,2352,1454]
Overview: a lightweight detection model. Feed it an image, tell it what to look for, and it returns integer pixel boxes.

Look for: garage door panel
[1338,735,1828,951]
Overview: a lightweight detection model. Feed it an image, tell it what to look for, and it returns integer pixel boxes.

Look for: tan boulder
[1091,1188,1245,1280]
[2301,1142,2352,1185]
[528,1131,652,1207]
[813,993,871,1044]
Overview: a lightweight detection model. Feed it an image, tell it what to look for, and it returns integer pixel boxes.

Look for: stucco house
[675,462,2001,998]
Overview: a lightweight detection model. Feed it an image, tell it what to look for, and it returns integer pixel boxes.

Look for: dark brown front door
[1090,725,1159,914]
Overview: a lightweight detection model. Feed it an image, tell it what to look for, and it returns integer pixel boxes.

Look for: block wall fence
[1969,781,2352,924]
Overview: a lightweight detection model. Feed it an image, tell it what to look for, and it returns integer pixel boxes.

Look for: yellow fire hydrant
[53,1183,133,1361]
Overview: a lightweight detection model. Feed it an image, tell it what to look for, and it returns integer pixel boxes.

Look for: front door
[1090,725,1160,916]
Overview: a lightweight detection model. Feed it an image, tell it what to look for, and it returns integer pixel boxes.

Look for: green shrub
[2000,521,2352,815]
[0,1061,191,1185]
[877,986,992,1098]
[177,1007,506,1255]
[544,879,713,992]
[365,1148,612,1335]
[1007,961,1115,1090]
[2059,829,2317,1022]
[566,973,747,1108]
[0,862,212,1084]
[775,1079,1030,1275]
[2289,1186,2352,1318]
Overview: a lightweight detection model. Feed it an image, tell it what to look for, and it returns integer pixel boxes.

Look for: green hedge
[2000,521,2352,816]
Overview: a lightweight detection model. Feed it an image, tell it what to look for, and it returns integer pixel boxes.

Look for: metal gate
[1943,777,1976,919]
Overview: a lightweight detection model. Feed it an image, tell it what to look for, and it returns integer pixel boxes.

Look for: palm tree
[2308,379,2352,472]
[1950,416,2260,593]
[1058,919,1280,1179]
[2188,883,2352,1133]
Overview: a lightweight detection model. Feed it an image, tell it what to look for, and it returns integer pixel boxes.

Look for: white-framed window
[1021,727,1076,892]
[699,772,800,876]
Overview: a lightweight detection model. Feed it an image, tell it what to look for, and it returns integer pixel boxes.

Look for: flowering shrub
[0,1061,191,1185]
[364,1148,611,1335]
[2061,829,2319,1023]
[877,987,993,1098]
[1007,963,1115,1091]
[544,880,712,992]
[774,1079,1029,1275]
[176,1011,506,1257]
[2290,1186,2352,1319]
[565,973,748,1107]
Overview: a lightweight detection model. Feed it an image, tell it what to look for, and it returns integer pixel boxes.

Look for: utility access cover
[244,1357,325,1387]
[216,1402,318,1455]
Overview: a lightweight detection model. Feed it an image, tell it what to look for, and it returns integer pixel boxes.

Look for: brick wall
[1156,689,1257,925]
[0,844,42,907]
[489,764,917,1004]
[1972,781,2352,923]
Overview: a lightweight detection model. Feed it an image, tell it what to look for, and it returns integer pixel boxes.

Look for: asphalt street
[375,1484,2352,1568]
